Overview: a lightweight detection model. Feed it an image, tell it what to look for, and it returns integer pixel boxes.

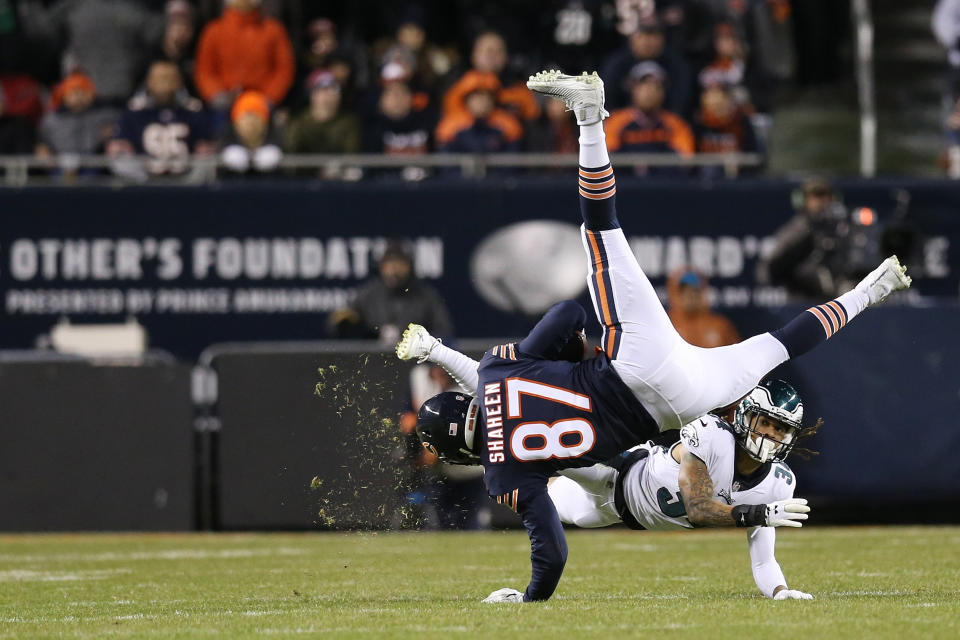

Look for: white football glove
[482,588,524,603]
[774,589,814,600]
[765,498,810,527]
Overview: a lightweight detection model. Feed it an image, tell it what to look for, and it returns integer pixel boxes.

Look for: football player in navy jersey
[399,70,911,603]
[109,60,213,178]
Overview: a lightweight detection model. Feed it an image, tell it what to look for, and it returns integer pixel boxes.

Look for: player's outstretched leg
[527,71,913,433]
[528,70,615,231]
[769,255,911,357]
[671,256,913,425]
[396,323,480,394]
[528,70,689,429]
[548,465,620,528]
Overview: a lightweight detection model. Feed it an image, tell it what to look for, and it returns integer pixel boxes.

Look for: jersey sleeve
[513,484,568,601]
[747,526,787,598]
[517,300,587,360]
[429,342,479,395]
[679,419,735,473]
[745,465,797,598]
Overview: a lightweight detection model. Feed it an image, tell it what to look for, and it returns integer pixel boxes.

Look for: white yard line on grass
[0,568,130,582]
[0,547,307,563]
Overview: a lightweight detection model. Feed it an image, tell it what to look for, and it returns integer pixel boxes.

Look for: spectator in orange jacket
[666,268,740,348]
[435,71,522,153]
[194,0,295,110]
[605,61,694,176]
[441,31,539,125]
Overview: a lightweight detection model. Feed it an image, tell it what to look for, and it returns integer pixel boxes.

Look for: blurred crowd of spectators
[934,0,960,176]
[0,0,796,179]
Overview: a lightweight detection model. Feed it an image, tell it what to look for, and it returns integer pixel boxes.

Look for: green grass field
[1,526,958,639]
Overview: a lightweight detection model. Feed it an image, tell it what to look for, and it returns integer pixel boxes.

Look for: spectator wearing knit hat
[218,90,283,175]
[370,6,457,101]
[600,19,693,116]
[435,70,522,154]
[329,240,453,343]
[194,0,296,110]
[285,69,361,155]
[37,72,118,160]
[363,63,435,181]
[290,17,367,114]
[441,31,539,126]
[605,61,694,175]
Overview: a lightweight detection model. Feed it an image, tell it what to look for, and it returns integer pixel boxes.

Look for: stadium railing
[0,152,765,187]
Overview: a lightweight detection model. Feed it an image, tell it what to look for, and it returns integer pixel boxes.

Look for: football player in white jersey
[547,378,817,600]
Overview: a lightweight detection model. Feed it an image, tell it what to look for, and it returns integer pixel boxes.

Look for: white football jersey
[623,415,736,530]
[731,459,796,505]
[623,415,796,530]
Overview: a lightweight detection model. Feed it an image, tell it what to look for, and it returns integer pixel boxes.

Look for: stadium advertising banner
[0,179,956,357]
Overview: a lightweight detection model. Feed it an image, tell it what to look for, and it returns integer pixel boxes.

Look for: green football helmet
[733,379,805,463]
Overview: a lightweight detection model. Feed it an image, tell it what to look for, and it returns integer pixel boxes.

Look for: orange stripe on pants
[587,231,616,357]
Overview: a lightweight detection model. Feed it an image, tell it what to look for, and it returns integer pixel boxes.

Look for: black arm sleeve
[518,300,587,360]
[518,486,568,602]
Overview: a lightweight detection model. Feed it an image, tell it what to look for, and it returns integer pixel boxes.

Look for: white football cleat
[855,255,912,307]
[526,69,609,125]
[395,323,440,363]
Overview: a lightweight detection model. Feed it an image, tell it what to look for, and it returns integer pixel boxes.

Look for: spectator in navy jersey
[109,60,212,179]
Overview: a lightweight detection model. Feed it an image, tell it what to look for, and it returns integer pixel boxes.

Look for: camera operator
[760,178,882,299]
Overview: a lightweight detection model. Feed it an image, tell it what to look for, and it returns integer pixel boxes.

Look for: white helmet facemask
[745,426,794,463]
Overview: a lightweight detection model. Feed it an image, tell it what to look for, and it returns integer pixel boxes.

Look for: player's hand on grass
[773,589,814,600]
[765,498,810,527]
[482,588,524,603]
[733,498,810,528]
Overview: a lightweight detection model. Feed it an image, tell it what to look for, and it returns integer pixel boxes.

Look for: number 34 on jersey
[483,378,596,464]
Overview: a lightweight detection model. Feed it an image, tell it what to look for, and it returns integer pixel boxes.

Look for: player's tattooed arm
[677,452,735,527]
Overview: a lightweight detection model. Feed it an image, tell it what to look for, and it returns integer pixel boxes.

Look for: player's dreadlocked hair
[788,417,824,460]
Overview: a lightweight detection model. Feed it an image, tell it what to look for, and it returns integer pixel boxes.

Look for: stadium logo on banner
[470,221,587,314]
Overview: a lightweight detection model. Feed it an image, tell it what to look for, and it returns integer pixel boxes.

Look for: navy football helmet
[415,391,481,465]
[733,379,806,463]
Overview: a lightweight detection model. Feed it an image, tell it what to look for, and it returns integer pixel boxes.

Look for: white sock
[579,122,609,168]
[429,342,480,395]
[836,288,868,320]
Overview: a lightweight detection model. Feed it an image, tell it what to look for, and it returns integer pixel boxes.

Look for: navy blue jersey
[116,93,210,174]
[475,300,659,600]
[478,302,657,497]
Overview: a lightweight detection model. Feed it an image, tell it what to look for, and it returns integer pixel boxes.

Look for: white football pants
[581,225,789,431]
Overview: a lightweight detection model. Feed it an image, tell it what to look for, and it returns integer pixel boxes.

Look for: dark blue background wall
[0,179,957,528]
[0,178,956,357]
